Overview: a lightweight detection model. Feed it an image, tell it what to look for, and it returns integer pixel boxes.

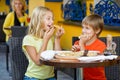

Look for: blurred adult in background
[3,0,28,42]
[2,0,28,73]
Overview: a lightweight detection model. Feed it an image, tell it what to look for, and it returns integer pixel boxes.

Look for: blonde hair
[11,0,27,12]
[82,14,104,36]
[28,6,53,38]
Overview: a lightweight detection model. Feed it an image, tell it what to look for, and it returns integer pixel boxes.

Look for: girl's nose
[51,19,54,23]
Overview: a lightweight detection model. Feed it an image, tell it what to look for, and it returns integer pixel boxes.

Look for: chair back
[11,26,28,37]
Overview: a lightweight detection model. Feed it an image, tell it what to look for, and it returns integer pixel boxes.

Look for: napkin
[40,50,56,60]
[77,55,118,62]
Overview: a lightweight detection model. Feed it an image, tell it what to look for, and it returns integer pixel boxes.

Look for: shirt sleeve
[74,40,79,45]
[22,35,35,47]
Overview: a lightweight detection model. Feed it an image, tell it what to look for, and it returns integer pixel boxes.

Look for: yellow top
[22,35,54,79]
[3,11,28,41]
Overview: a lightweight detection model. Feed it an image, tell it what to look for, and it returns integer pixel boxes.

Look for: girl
[22,6,64,80]
[72,14,107,80]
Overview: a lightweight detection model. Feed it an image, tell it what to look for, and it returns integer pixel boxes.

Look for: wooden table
[40,56,120,80]
[40,57,120,68]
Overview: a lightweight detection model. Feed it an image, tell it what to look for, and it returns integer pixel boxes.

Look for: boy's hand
[79,34,91,44]
[72,45,80,52]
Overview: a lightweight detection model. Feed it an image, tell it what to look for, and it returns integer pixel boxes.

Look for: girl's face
[14,0,23,12]
[43,11,54,31]
[82,24,96,40]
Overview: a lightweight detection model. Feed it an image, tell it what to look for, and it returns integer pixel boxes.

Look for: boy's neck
[86,36,97,46]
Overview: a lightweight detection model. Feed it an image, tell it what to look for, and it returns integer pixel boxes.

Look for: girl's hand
[43,27,55,40]
[55,25,65,39]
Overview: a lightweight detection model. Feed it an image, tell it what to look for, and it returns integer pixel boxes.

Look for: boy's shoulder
[96,38,105,43]
[95,39,106,46]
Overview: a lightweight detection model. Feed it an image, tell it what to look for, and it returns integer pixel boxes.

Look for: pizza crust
[55,51,99,60]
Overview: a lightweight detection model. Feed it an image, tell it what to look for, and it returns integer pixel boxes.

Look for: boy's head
[82,14,104,36]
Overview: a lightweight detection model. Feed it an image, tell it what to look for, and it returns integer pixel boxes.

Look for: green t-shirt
[22,35,54,79]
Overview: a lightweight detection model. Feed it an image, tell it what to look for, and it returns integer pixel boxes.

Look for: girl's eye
[46,17,50,20]
[82,26,89,30]
[47,17,52,20]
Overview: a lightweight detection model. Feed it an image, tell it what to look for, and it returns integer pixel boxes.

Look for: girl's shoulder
[24,35,34,40]
[23,35,36,44]
[24,35,42,41]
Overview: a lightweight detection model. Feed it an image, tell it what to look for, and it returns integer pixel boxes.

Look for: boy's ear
[95,29,100,34]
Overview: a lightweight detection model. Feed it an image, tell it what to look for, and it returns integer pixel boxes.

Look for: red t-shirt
[74,39,107,80]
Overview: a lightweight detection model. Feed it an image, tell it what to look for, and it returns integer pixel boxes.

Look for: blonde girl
[22,6,64,80]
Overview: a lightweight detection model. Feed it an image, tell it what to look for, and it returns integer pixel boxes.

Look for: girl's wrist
[55,38,60,42]
[55,35,60,39]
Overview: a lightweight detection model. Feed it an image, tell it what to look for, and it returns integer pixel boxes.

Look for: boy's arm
[72,41,81,51]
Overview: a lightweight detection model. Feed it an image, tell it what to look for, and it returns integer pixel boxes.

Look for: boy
[72,14,106,80]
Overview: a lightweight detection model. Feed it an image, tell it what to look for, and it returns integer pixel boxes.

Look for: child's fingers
[45,27,55,38]
[72,45,79,52]
[55,27,65,38]
[79,34,91,40]
[71,46,76,51]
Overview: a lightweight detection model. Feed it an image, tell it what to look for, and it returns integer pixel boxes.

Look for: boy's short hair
[82,14,104,36]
